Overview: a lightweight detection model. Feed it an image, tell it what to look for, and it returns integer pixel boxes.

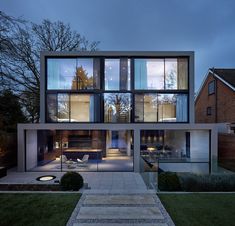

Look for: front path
[67,173,175,226]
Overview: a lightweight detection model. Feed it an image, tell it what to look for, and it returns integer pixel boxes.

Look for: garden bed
[158,172,235,192]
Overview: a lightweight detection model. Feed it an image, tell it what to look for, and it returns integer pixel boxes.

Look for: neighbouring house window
[207,107,212,116]
[208,80,215,95]
[104,93,131,122]
[134,58,188,90]
[47,58,100,90]
[105,59,131,90]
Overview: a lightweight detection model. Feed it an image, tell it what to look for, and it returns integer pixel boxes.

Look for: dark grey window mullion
[164,59,166,90]
[56,93,58,123]
[69,93,71,122]
[120,58,128,90]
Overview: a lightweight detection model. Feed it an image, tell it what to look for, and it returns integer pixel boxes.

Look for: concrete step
[76,206,164,220]
[74,223,168,226]
[83,194,156,205]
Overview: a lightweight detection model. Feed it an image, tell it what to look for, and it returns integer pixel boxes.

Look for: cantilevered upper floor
[40,51,195,123]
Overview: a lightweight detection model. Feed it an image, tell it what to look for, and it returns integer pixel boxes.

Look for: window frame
[45,55,190,124]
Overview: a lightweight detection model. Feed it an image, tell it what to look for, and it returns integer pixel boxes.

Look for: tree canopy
[0,11,99,122]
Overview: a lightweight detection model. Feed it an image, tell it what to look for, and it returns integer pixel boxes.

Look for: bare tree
[0,11,99,122]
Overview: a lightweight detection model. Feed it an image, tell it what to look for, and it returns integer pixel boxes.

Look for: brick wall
[218,133,235,160]
[195,73,216,123]
[195,72,235,123]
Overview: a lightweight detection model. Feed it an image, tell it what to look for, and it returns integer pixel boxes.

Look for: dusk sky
[1,0,235,91]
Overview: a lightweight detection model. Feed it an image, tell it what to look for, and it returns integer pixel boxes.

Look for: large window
[105,59,131,90]
[70,94,94,122]
[47,94,99,122]
[47,94,57,122]
[134,58,188,90]
[47,58,100,90]
[58,94,70,122]
[104,93,131,122]
[135,94,188,122]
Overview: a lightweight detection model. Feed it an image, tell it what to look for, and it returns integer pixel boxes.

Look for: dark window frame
[45,55,190,124]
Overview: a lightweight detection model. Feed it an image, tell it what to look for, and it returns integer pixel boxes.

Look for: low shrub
[178,173,235,192]
[158,172,182,191]
[60,172,84,191]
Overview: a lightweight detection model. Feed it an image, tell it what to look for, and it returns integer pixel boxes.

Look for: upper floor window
[135,93,188,122]
[208,80,215,95]
[134,58,188,90]
[46,93,100,122]
[105,59,131,90]
[47,58,100,90]
[104,93,131,122]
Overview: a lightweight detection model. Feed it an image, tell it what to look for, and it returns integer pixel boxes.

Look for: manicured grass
[0,193,81,226]
[159,194,235,226]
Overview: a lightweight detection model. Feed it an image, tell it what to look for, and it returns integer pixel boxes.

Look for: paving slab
[76,206,164,220]
[74,223,168,226]
[83,194,156,205]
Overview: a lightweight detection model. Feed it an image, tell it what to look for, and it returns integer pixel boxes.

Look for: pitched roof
[195,68,235,102]
[210,68,235,89]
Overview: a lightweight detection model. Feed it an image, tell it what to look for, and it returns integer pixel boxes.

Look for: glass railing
[140,150,159,190]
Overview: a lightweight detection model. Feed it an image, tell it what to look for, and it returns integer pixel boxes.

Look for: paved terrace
[0,169,175,225]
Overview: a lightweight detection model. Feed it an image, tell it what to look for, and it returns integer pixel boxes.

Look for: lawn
[159,194,235,226]
[0,193,81,226]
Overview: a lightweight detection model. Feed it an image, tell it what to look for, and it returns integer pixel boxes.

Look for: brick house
[195,68,235,171]
[195,68,235,124]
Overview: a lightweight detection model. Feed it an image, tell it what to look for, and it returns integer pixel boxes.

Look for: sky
[1,0,235,91]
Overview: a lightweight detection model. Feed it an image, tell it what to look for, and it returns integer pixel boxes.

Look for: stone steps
[68,194,175,226]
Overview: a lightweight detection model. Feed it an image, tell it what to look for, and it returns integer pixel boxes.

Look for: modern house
[18,51,218,174]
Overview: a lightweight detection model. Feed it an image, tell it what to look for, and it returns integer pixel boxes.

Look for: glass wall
[47,58,100,90]
[134,58,188,90]
[140,130,210,172]
[135,59,164,90]
[47,94,57,122]
[105,59,131,90]
[47,93,99,122]
[104,93,131,122]
[46,56,189,123]
[26,130,133,172]
[135,94,188,122]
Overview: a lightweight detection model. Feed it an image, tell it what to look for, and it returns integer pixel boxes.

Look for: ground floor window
[25,130,133,172]
[140,130,210,173]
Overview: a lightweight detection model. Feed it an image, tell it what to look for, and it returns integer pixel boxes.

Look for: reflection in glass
[135,59,164,90]
[47,58,100,90]
[58,94,69,122]
[135,94,188,122]
[158,94,176,122]
[47,59,76,90]
[105,59,130,90]
[47,94,57,122]
[135,94,158,122]
[178,58,188,89]
[104,93,131,122]
[135,58,188,90]
[165,59,177,89]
